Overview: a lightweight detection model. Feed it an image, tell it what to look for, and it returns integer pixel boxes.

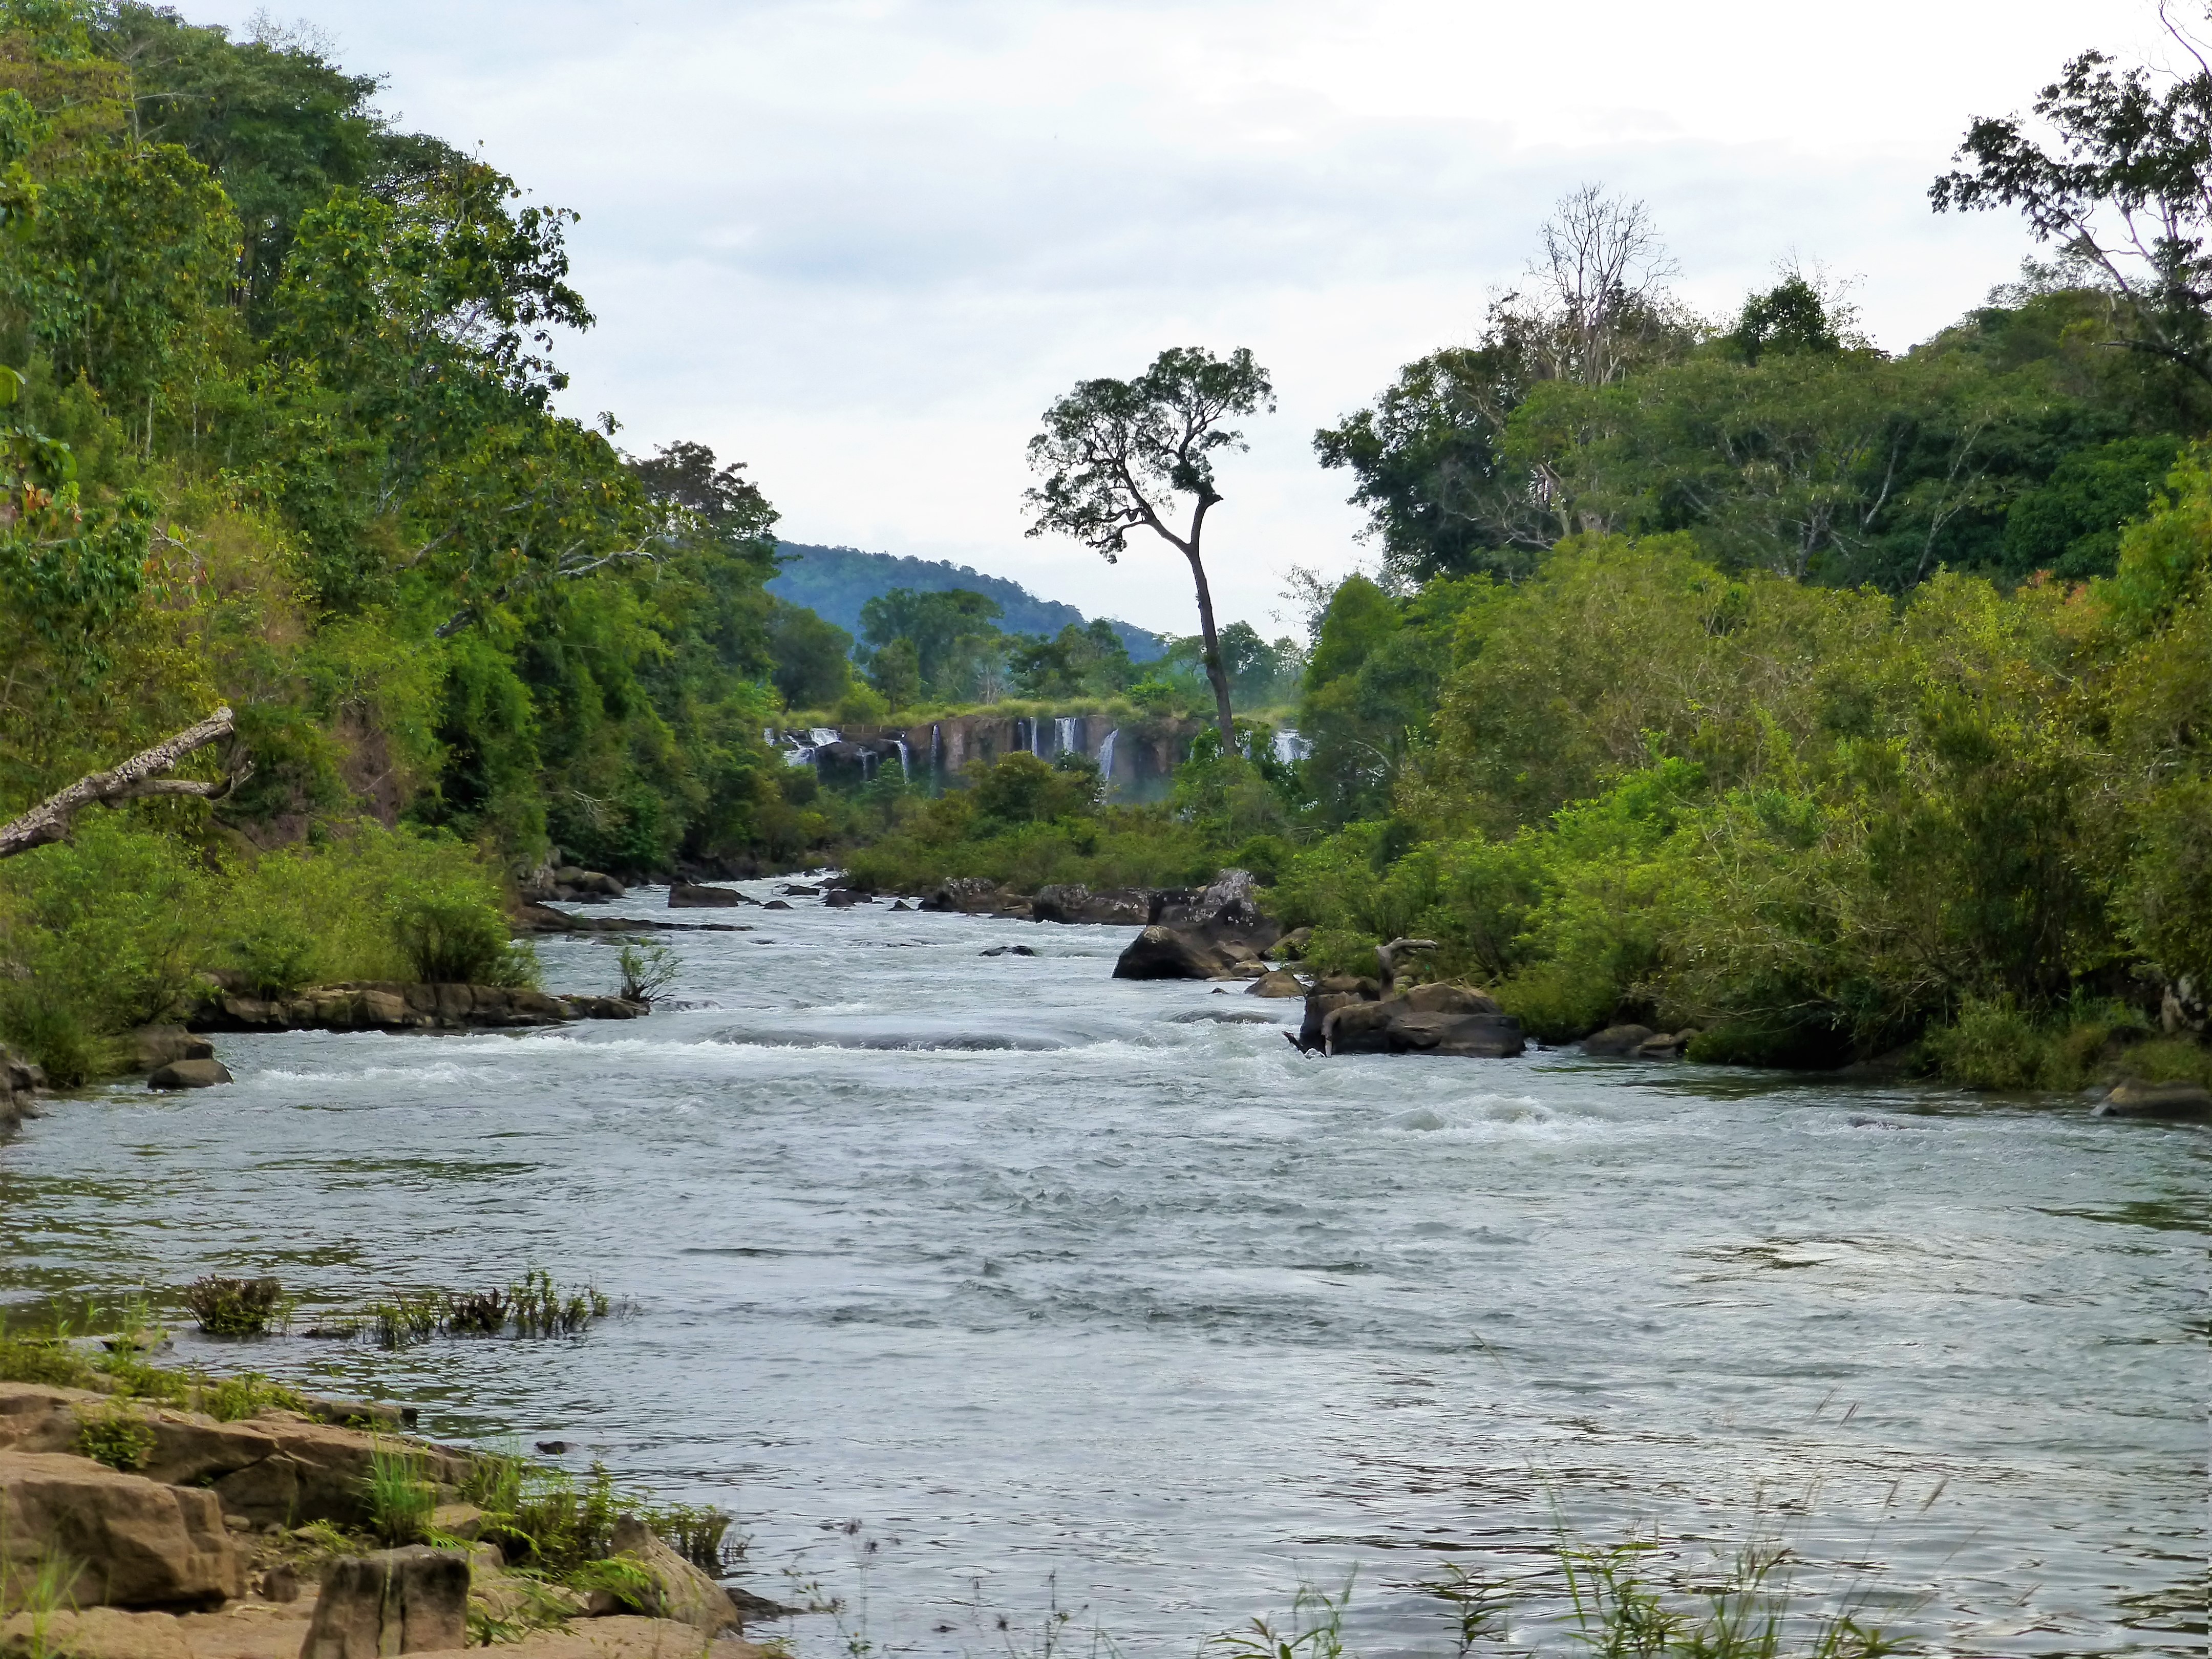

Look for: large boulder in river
[0,1449,242,1608]
[131,1027,212,1072]
[1247,969,1305,998]
[1324,998,1524,1058]
[921,878,1030,916]
[669,882,750,908]
[1581,1024,1655,1057]
[551,866,626,901]
[1113,926,1245,980]
[1295,983,1521,1057]
[146,1058,230,1091]
[1032,884,1149,925]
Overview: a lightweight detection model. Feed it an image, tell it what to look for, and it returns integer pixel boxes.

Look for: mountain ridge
[769,542,1166,660]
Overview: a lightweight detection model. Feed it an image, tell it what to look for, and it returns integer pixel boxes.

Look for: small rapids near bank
[1,886,2203,1656]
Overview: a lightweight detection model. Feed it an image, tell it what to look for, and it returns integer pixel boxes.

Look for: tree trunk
[1182,547,1238,750]
[0,707,245,859]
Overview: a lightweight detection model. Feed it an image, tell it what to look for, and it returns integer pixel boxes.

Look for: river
[1,884,2203,1655]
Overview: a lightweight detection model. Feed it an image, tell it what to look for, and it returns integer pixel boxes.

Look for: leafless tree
[1513,184,1686,387]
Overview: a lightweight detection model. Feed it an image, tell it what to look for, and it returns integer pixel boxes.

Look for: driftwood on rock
[0,707,248,859]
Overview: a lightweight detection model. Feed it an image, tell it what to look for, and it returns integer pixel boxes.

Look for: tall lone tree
[1024,346,1274,743]
[1931,8,2212,386]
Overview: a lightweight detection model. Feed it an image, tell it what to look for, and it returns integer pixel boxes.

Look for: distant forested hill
[770,543,1165,660]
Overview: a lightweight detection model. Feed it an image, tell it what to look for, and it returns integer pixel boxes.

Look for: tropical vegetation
[0,2,2204,1094]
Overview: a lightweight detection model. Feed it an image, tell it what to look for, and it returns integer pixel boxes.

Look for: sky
[199,0,2171,636]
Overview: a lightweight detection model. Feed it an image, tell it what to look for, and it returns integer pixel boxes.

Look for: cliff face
[767,712,1203,798]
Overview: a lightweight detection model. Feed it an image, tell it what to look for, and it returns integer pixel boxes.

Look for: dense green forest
[0,0,859,1077]
[1,1,2205,1096]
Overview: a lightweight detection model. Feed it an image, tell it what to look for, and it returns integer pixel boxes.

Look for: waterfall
[892,739,909,780]
[810,727,841,747]
[930,724,942,780]
[1272,727,1312,764]
[1055,716,1078,756]
[1097,727,1117,788]
[783,744,816,770]
[860,749,877,781]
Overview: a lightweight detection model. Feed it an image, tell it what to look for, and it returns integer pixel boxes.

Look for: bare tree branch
[433,536,675,637]
[0,707,250,859]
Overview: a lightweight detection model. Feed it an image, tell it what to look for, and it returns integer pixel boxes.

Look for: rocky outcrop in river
[190,982,647,1035]
[1293,980,1526,1058]
[1111,870,1282,981]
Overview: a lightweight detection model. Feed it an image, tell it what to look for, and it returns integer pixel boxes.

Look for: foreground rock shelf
[0,1378,773,1658]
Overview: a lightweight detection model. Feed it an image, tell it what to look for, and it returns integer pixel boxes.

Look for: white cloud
[202,0,2161,633]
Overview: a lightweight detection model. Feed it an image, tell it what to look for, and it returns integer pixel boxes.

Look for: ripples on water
[2,886,2204,1655]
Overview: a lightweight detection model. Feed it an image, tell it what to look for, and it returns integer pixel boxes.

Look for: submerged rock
[980,944,1037,957]
[760,899,792,910]
[147,1058,232,1091]
[823,888,871,907]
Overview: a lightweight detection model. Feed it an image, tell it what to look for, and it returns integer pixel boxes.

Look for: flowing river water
[1,884,2203,1655]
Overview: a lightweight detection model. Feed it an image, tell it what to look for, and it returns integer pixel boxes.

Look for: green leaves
[1025,346,1273,560]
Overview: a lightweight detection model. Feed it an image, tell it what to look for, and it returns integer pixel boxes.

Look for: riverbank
[1,880,2199,1656]
[0,1331,777,1658]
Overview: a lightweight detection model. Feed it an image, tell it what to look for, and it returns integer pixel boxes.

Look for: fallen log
[0,707,248,859]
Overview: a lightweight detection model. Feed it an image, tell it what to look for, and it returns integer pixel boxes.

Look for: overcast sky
[199,0,2167,635]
